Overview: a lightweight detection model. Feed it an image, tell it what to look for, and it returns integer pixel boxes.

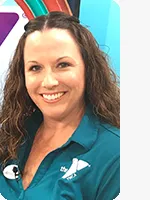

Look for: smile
[42,92,66,102]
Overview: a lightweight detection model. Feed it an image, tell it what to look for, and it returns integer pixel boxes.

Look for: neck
[38,103,85,141]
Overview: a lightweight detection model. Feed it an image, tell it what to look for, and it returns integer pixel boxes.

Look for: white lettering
[66,173,77,180]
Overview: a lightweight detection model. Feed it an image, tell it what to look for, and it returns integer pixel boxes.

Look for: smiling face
[24,28,85,121]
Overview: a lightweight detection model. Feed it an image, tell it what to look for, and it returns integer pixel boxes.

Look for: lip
[40,92,67,103]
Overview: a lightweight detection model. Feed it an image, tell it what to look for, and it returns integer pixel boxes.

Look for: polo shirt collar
[68,104,99,151]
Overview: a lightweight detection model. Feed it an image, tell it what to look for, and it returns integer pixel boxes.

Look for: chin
[42,108,67,119]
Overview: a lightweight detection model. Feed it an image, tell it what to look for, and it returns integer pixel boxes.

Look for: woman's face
[24,28,85,120]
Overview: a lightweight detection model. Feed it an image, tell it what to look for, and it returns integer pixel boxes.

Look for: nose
[42,70,59,89]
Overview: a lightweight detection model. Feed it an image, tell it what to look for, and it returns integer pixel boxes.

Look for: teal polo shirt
[0,105,120,200]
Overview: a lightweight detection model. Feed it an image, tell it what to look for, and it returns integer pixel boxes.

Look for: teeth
[43,92,64,101]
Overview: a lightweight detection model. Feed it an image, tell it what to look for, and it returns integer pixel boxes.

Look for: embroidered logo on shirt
[60,166,68,173]
[0,193,6,200]
[61,158,91,180]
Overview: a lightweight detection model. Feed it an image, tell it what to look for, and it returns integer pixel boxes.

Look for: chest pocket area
[52,163,92,200]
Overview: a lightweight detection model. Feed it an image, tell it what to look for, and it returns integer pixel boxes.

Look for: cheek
[25,75,39,92]
[66,70,85,89]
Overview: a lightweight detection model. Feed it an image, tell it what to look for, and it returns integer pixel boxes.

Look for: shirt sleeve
[95,156,120,200]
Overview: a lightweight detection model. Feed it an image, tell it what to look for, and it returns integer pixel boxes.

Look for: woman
[0,11,120,200]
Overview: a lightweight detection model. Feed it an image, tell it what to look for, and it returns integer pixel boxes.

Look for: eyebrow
[25,61,40,65]
[56,56,72,62]
[25,56,72,65]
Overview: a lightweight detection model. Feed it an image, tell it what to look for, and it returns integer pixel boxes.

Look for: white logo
[0,193,6,200]
[61,158,91,180]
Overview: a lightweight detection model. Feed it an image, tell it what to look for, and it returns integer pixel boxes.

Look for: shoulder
[85,104,119,141]
[76,108,120,199]
[82,105,120,157]
[97,122,120,138]
[85,120,120,199]
[96,122,120,150]
[92,120,120,162]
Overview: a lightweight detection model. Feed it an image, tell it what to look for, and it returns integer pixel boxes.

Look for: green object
[25,0,48,17]
[0,105,120,199]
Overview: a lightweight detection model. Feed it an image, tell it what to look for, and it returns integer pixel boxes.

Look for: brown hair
[0,11,120,167]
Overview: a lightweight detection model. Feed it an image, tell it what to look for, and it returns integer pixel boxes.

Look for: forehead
[24,28,80,59]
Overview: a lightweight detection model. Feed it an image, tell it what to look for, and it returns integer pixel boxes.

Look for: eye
[58,62,70,68]
[29,65,41,71]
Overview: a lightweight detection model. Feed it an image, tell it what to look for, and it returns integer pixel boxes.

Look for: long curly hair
[0,11,120,167]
